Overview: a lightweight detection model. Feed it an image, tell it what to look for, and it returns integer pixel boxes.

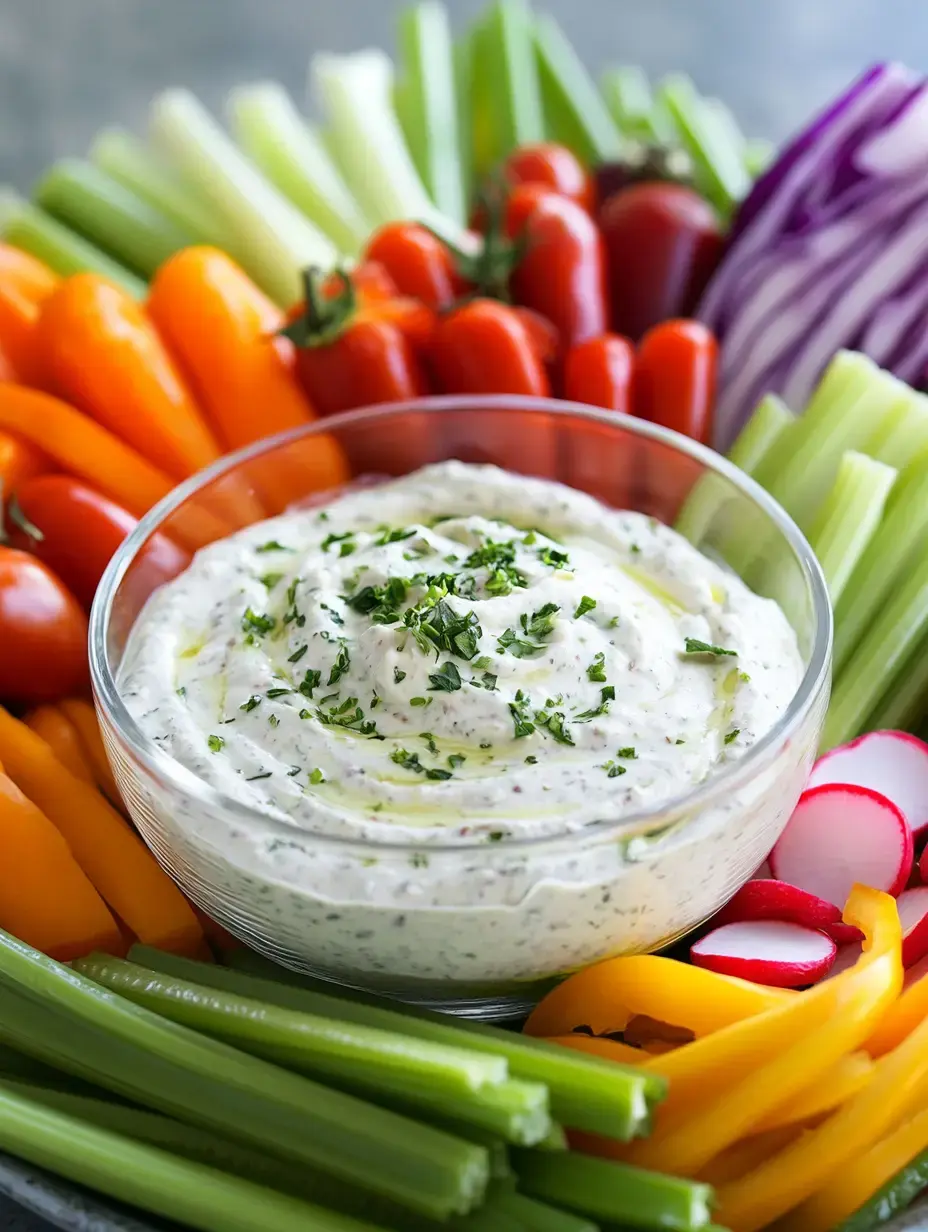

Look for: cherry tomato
[506,185,608,350]
[504,142,594,213]
[6,476,190,611]
[600,182,724,341]
[429,299,551,396]
[564,335,634,413]
[0,546,88,704]
[322,260,398,305]
[632,319,718,444]
[364,223,467,311]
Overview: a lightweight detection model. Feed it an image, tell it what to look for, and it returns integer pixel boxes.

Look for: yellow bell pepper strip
[752,1050,874,1134]
[697,1127,797,1188]
[716,943,928,1228]
[785,1107,928,1232]
[524,954,790,1040]
[619,885,902,1172]
[542,1035,646,1065]
[866,956,928,1057]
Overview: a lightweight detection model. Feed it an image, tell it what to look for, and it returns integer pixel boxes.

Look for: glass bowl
[90,397,832,1019]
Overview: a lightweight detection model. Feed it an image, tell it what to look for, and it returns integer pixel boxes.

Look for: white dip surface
[119,461,806,991]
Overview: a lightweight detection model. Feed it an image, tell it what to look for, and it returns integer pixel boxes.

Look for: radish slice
[690,920,837,988]
[753,859,773,880]
[714,879,850,939]
[808,730,928,840]
[771,784,913,905]
[920,844,928,884]
[904,951,928,991]
[897,886,928,967]
[822,942,862,981]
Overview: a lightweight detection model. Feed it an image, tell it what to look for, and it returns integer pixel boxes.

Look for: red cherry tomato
[563,335,634,413]
[6,476,190,611]
[0,546,88,704]
[632,319,718,444]
[599,182,724,341]
[504,142,594,213]
[429,299,551,397]
[364,223,468,311]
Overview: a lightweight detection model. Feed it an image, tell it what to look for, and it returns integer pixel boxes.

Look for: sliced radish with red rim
[771,784,913,906]
[690,920,837,988]
[897,886,928,968]
[753,859,773,880]
[808,731,928,840]
[920,845,928,884]
[821,942,862,981]
[713,878,861,943]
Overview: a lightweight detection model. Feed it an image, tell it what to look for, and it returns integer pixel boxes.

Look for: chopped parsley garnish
[245,771,272,781]
[242,607,275,635]
[603,761,627,778]
[630,543,641,555]
[426,767,452,780]
[309,768,325,785]
[207,734,224,753]
[328,645,350,686]
[497,628,543,659]
[259,572,284,589]
[298,669,322,699]
[576,686,615,722]
[255,540,292,553]
[617,747,637,759]
[410,852,429,867]
[420,732,438,754]
[288,644,308,663]
[448,754,466,770]
[404,596,481,661]
[487,831,505,842]
[316,696,380,738]
[509,691,536,739]
[393,667,407,684]
[376,526,417,546]
[391,748,422,772]
[239,695,261,713]
[485,569,515,596]
[463,538,527,593]
[410,696,430,707]
[725,729,741,745]
[535,708,574,745]
[287,765,301,777]
[347,577,408,625]
[574,596,597,618]
[538,546,570,569]
[525,755,538,765]
[586,652,607,682]
[176,686,186,699]
[283,578,304,627]
[684,638,737,657]
[522,531,537,545]
[428,662,462,692]
[320,603,344,626]
[521,602,559,640]
[478,671,497,691]
[473,656,492,670]
[739,671,751,683]
[268,714,279,728]
[299,708,311,720]
[321,531,354,553]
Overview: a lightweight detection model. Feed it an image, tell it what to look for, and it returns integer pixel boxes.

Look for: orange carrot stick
[0,244,59,300]
[23,705,95,784]
[148,248,349,508]
[0,766,123,961]
[0,431,50,499]
[0,706,203,955]
[36,273,222,480]
[57,698,124,809]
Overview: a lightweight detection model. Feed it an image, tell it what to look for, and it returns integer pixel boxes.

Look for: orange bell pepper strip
[0,431,50,499]
[57,699,124,812]
[619,886,901,1178]
[36,274,221,480]
[696,1127,798,1188]
[0,706,203,956]
[543,1034,646,1065]
[0,248,58,386]
[147,248,349,509]
[0,765,123,962]
[866,954,928,1057]
[752,1049,874,1134]
[23,705,95,784]
[524,953,790,1041]
[0,244,59,300]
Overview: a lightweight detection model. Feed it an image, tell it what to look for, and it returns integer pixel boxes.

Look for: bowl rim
[90,395,833,853]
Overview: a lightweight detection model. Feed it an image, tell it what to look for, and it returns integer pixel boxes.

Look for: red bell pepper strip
[564,334,634,413]
[632,319,718,445]
[429,298,551,397]
[363,223,468,312]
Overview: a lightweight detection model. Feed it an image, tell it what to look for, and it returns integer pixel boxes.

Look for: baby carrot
[57,699,123,811]
[0,707,203,956]
[0,246,59,385]
[0,432,49,499]
[36,274,221,480]
[23,705,95,784]
[0,767,122,961]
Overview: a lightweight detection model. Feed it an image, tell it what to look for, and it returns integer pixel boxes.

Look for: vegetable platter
[0,1,928,1230]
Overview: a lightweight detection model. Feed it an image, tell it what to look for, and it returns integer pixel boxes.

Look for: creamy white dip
[119,462,808,999]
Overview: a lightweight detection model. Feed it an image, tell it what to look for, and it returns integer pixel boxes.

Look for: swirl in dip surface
[119,461,806,990]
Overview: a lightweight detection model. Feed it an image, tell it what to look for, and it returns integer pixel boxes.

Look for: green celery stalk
[311,49,468,247]
[133,946,662,1140]
[74,953,506,1097]
[864,387,928,472]
[655,74,749,218]
[673,393,794,549]
[0,1078,380,1232]
[34,158,194,277]
[468,1,545,179]
[0,190,145,296]
[496,1190,598,1232]
[863,627,928,734]
[832,448,928,673]
[835,1147,928,1232]
[454,27,476,213]
[743,137,774,177]
[533,14,624,164]
[227,83,371,255]
[513,1150,714,1231]
[396,2,467,225]
[90,127,241,253]
[0,935,488,1219]
[149,88,337,306]
[823,544,928,750]
[806,451,896,604]
[599,67,667,143]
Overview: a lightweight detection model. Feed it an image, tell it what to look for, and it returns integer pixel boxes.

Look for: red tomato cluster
[286,141,722,445]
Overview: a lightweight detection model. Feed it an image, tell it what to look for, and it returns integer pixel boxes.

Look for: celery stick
[832,450,928,673]
[133,946,662,1140]
[656,74,749,217]
[743,137,774,177]
[90,127,239,252]
[311,50,467,247]
[600,67,665,143]
[496,1190,598,1232]
[673,393,794,548]
[806,451,896,604]
[74,953,506,1097]
[468,1,545,179]
[513,1151,713,1231]
[454,27,476,210]
[0,1079,381,1232]
[228,83,370,255]
[149,89,337,306]
[864,628,928,734]
[533,14,624,164]
[34,158,194,277]
[0,938,488,1219]
[0,191,145,296]
[864,387,928,472]
[396,3,467,226]
[823,546,928,750]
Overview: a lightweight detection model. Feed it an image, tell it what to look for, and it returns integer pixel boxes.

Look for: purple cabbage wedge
[699,63,928,450]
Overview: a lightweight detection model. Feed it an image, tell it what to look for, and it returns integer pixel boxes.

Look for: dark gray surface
[2,0,928,1227]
